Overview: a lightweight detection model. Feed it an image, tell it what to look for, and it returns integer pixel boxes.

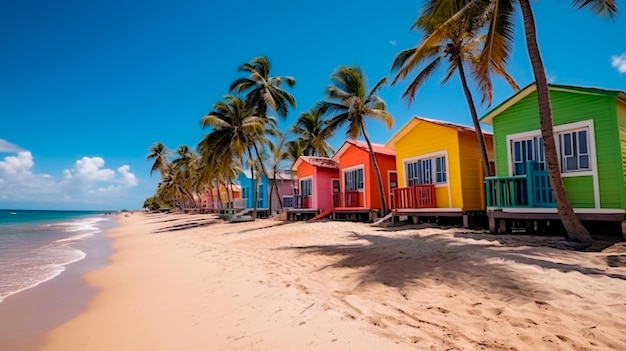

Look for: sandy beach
[18,212,626,350]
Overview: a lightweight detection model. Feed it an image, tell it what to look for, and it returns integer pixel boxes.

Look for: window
[559,129,590,172]
[406,155,446,185]
[344,168,364,191]
[510,126,591,175]
[300,179,312,196]
[435,156,446,183]
[511,136,544,175]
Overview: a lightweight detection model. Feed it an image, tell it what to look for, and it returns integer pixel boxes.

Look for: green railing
[485,161,555,208]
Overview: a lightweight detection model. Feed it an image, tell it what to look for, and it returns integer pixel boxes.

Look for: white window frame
[343,164,365,192]
[403,151,449,187]
[505,119,599,208]
[300,177,313,197]
[559,128,591,173]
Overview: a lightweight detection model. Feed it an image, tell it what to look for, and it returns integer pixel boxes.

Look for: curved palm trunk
[456,59,492,178]
[519,0,592,246]
[247,148,258,219]
[216,184,223,209]
[360,120,388,215]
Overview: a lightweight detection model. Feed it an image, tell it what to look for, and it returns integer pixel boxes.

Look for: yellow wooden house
[385,117,493,226]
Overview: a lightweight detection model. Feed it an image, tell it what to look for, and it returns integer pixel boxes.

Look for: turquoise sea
[0,209,116,303]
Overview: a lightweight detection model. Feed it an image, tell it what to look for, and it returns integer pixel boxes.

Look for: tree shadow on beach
[284,228,626,304]
[153,217,220,233]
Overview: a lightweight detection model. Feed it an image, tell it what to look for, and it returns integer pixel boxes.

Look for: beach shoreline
[0,220,114,351]
[9,211,626,350]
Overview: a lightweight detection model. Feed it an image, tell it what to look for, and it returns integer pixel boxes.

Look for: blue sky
[1,0,624,211]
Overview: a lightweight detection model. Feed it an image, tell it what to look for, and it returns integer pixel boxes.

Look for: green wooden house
[480,83,626,233]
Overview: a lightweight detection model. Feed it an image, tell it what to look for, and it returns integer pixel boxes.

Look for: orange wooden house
[331,140,397,221]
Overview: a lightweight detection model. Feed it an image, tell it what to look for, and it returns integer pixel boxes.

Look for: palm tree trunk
[216,184,223,209]
[456,59,492,177]
[519,0,592,246]
[360,120,388,215]
[247,148,258,219]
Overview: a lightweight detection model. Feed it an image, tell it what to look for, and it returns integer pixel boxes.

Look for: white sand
[38,212,626,350]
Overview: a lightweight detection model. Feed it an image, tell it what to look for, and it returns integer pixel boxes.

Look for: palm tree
[292,108,335,157]
[317,66,394,215]
[229,56,296,120]
[171,144,200,209]
[147,142,169,178]
[391,0,519,178]
[229,56,296,217]
[442,0,617,245]
[199,95,266,218]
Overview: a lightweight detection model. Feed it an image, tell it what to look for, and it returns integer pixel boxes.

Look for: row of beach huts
[196,84,626,235]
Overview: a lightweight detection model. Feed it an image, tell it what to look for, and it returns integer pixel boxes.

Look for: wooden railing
[282,195,295,208]
[485,161,555,208]
[392,184,436,209]
[285,195,312,209]
[332,191,363,208]
[485,176,529,207]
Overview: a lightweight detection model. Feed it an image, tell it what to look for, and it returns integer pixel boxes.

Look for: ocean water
[0,209,116,303]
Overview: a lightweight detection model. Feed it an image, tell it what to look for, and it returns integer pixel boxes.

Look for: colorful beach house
[233,169,296,217]
[481,83,626,234]
[331,140,397,221]
[385,117,494,227]
[287,156,339,220]
[199,183,241,212]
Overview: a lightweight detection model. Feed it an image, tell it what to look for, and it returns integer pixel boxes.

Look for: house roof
[480,83,626,125]
[385,116,491,148]
[292,156,339,171]
[332,139,396,161]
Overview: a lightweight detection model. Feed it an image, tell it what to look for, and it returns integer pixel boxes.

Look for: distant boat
[9,212,16,215]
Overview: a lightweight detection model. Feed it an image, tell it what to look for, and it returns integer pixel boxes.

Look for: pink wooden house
[331,140,397,221]
[287,156,339,220]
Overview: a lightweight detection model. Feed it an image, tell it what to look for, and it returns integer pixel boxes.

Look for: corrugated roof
[293,156,339,171]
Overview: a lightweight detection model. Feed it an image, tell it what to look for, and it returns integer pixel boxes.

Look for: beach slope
[39,212,626,350]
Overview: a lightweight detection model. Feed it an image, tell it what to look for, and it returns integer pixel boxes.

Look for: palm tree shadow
[153,218,219,233]
[284,229,626,303]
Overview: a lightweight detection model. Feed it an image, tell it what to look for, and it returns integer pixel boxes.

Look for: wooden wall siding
[563,176,595,208]
[336,144,396,209]
[338,145,368,207]
[492,89,624,209]
[237,172,268,209]
[296,161,316,180]
[393,120,459,208]
[458,131,493,211]
[618,103,626,208]
[368,154,396,210]
[317,168,339,210]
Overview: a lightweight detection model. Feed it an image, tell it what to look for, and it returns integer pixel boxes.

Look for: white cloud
[611,53,626,73]
[0,150,138,206]
[389,40,397,46]
[69,157,116,182]
[117,165,138,187]
[0,139,25,153]
[0,151,34,175]
[546,72,556,84]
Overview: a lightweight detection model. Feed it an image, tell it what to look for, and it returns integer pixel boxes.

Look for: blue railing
[485,161,555,208]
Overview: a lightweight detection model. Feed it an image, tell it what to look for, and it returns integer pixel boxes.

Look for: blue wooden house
[236,169,269,210]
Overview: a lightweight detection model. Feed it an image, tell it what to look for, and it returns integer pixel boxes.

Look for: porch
[484,162,624,234]
[283,195,320,220]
